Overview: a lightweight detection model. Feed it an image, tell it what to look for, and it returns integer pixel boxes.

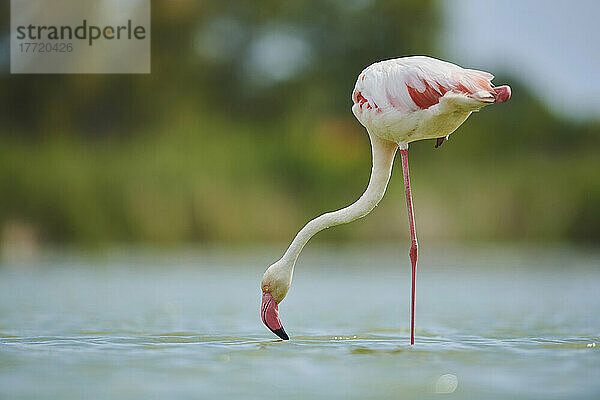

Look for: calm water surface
[1,246,599,399]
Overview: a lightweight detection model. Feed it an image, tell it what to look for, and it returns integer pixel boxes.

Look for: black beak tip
[271,327,289,340]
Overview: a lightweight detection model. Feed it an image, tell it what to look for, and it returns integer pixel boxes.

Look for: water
[1,245,599,399]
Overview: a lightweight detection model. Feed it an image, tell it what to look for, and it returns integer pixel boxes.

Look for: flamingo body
[352,56,510,145]
[260,56,511,342]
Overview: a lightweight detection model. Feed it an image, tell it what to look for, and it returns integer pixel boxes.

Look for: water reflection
[1,246,599,399]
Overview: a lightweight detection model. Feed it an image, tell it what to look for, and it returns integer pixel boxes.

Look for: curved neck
[280,133,398,269]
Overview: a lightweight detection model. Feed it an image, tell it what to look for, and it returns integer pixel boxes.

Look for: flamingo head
[260,262,291,340]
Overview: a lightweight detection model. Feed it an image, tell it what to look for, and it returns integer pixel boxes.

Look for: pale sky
[440,0,600,121]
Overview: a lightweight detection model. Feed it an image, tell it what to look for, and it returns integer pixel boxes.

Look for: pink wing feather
[352,57,496,113]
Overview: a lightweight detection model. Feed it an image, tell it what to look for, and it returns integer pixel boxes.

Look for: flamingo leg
[400,149,418,345]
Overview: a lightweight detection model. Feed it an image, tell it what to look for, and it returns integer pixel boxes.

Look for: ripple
[2,332,598,355]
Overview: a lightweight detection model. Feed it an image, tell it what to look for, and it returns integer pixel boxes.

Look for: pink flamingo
[261,56,511,344]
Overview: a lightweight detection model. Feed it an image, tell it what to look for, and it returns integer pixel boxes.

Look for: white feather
[351,56,498,144]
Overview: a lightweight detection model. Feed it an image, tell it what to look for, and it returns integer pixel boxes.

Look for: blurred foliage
[0,0,599,249]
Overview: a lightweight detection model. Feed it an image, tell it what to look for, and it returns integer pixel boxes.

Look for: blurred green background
[0,0,598,253]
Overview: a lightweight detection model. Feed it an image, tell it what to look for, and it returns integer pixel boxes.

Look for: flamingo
[260,56,511,344]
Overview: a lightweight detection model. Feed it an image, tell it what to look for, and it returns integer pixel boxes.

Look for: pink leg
[400,149,418,345]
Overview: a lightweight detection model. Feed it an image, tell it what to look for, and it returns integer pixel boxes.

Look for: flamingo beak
[261,292,289,340]
[493,85,511,103]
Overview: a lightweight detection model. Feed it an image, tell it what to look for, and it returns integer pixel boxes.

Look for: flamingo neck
[279,133,398,273]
